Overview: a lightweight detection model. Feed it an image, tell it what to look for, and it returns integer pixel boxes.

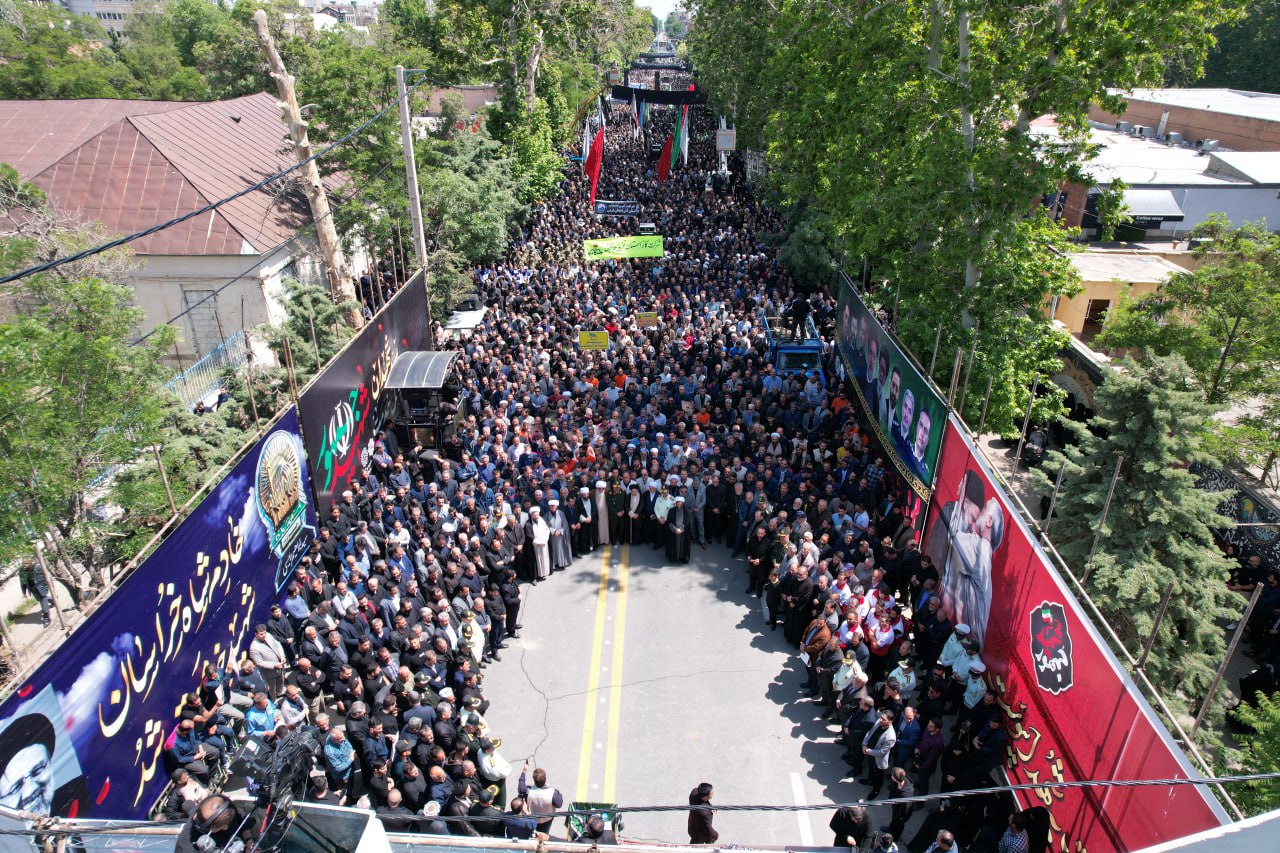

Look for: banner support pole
[975,376,994,437]
[1081,454,1123,583]
[1137,581,1176,671]
[1193,582,1263,736]
[152,444,177,518]
[946,347,964,406]
[957,319,979,413]
[1012,378,1040,477]
[1043,461,1067,532]
[928,326,943,377]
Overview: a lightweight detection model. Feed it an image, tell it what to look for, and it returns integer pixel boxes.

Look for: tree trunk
[252,11,361,329]
[524,25,545,111]
[1208,313,1243,404]
[43,528,85,606]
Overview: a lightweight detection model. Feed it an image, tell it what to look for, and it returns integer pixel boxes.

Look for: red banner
[923,416,1227,852]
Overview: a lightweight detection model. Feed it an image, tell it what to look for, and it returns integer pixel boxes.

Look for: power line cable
[134,157,400,345]
[9,770,1280,837]
[0,72,443,287]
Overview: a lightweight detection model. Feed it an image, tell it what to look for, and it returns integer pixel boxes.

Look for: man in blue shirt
[244,693,281,738]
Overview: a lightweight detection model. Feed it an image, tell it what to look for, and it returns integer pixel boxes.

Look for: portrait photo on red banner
[921,417,1228,853]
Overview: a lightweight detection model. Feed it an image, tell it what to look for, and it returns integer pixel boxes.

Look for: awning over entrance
[1122,189,1185,226]
[385,351,458,390]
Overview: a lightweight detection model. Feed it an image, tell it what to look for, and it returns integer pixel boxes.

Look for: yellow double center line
[574,543,631,802]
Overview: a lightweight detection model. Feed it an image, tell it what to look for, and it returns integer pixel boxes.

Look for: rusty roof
[0,93,339,256]
[426,85,498,115]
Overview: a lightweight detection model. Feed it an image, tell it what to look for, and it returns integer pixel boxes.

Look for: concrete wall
[1090,101,1280,152]
[1048,279,1160,336]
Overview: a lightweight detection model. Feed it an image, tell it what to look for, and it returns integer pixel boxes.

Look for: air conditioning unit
[1131,125,1146,136]
[1139,126,1156,138]
[1115,121,1133,133]
[1166,132,1183,145]
[1203,139,1219,152]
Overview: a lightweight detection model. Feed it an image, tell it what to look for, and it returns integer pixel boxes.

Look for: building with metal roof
[0,93,364,362]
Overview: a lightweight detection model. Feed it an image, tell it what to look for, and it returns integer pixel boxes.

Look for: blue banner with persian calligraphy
[0,408,316,820]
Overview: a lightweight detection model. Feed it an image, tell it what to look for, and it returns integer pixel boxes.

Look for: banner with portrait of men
[923,416,1227,852]
[836,274,946,499]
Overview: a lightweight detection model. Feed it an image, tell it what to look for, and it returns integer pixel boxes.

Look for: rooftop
[0,93,343,256]
[1069,250,1184,284]
[1032,120,1280,188]
[1111,88,1280,123]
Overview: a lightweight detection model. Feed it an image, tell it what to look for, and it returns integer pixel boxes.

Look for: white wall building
[0,94,363,364]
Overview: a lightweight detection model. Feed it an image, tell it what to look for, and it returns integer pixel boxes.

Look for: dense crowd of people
[162,78,1047,853]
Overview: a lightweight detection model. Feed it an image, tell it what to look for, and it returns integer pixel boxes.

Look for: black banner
[611,85,707,106]
[298,272,430,510]
[594,199,642,216]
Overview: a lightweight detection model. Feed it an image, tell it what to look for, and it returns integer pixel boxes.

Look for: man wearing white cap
[960,660,989,729]
[571,486,596,555]
[526,507,551,584]
[546,499,573,571]
[593,480,611,546]
[937,623,970,670]
[667,495,691,564]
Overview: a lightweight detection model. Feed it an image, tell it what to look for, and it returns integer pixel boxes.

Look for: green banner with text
[583,235,664,260]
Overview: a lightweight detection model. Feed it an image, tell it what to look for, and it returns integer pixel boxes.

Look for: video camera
[182,732,321,853]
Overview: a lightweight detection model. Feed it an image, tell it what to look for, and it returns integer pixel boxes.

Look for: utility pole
[252,10,361,328]
[396,65,433,343]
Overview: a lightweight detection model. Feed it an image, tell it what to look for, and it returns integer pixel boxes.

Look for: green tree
[1195,0,1280,93]
[0,277,176,604]
[1032,357,1239,721]
[1230,690,1280,814]
[686,0,1240,434]
[116,5,212,100]
[1098,215,1280,407]
[0,1,139,98]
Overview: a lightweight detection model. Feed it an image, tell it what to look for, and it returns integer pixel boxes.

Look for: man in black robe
[667,496,691,564]
[571,486,597,554]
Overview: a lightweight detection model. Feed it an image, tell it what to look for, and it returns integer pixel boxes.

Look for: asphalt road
[480,539,920,847]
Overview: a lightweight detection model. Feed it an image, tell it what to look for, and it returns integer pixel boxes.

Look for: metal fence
[164,329,249,409]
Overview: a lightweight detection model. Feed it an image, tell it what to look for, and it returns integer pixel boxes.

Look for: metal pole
[1081,454,1124,583]
[282,336,300,407]
[928,326,943,377]
[957,319,980,413]
[0,600,20,667]
[975,376,994,437]
[32,540,68,634]
[1012,378,1040,474]
[243,354,261,429]
[1137,582,1176,671]
[151,445,177,517]
[1192,582,1264,735]
[946,347,964,406]
[307,304,321,368]
[396,65,433,341]
[1043,461,1067,532]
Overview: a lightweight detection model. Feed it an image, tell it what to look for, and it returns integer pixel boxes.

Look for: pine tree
[1034,356,1239,718]
[1230,690,1280,815]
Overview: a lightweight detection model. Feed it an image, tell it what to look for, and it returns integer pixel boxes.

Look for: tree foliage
[1192,0,1280,94]
[1230,690,1280,814]
[1098,215,1280,406]
[685,0,1240,433]
[1032,357,1239,722]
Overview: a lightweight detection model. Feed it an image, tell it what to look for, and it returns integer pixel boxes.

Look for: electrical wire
[133,157,400,344]
[8,770,1280,837]
[0,74,441,287]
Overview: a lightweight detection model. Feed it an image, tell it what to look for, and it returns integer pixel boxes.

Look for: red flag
[656,134,674,182]
[585,129,605,206]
